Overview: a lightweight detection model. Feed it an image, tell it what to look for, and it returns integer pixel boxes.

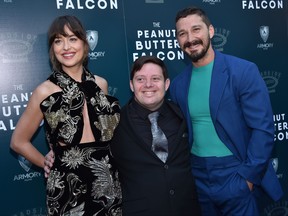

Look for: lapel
[165,101,188,158]
[209,51,228,122]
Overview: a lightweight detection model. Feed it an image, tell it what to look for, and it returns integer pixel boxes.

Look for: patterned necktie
[148,111,168,162]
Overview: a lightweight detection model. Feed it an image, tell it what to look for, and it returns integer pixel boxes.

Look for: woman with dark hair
[10,15,122,215]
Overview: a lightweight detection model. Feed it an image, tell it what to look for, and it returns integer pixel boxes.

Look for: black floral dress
[40,68,122,216]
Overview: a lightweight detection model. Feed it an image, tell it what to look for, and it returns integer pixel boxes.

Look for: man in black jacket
[110,56,200,216]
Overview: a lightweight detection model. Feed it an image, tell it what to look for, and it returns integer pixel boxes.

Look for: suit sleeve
[236,62,275,185]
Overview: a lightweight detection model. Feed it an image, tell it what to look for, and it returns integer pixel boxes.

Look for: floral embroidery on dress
[40,68,121,146]
[47,171,87,215]
[95,113,120,142]
[46,145,122,216]
[47,170,65,195]
[89,156,120,205]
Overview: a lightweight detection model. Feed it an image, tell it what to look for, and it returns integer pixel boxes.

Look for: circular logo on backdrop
[212,28,230,51]
[0,33,37,63]
[264,201,288,216]
[13,207,46,216]
[261,71,281,93]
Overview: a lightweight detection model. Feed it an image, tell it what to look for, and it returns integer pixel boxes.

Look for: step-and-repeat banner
[0,0,287,215]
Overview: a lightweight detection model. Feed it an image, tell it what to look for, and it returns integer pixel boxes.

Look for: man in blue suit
[170,6,283,216]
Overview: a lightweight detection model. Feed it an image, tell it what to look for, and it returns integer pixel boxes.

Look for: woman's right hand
[44,150,55,178]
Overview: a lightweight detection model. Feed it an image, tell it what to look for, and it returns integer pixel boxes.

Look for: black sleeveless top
[40,68,120,147]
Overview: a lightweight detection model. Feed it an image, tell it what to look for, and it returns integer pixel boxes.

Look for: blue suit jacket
[170,50,283,201]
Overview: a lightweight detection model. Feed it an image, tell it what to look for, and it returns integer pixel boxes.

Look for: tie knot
[148,111,159,124]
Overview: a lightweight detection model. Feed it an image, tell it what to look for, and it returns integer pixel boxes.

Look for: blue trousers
[191,155,259,216]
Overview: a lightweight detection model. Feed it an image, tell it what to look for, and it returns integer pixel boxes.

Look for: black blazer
[111,99,201,216]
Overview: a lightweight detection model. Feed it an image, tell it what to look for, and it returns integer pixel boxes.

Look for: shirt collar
[130,97,168,120]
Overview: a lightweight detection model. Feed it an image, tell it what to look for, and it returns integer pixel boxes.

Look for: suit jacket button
[182,132,188,138]
[169,190,175,195]
[164,165,169,169]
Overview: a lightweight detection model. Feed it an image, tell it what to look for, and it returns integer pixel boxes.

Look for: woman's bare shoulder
[94,74,108,94]
[32,80,61,101]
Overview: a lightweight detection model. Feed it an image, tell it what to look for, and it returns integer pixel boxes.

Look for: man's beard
[183,37,211,62]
